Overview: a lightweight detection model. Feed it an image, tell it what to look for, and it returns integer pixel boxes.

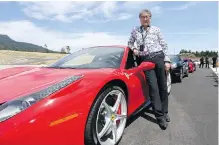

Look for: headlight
[0,75,83,122]
[171,63,177,68]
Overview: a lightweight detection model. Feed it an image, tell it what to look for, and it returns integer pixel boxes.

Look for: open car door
[122,49,155,115]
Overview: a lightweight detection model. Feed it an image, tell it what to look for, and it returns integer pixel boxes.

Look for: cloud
[164,32,212,35]
[168,2,198,11]
[20,1,99,22]
[122,1,162,10]
[0,20,128,52]
[151,6,163,15]
[19,1,161,23]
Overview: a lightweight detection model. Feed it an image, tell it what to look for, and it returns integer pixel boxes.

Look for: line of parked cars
[168,55,196,83]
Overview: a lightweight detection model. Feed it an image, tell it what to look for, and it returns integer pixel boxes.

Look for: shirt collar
[138,25,151,32]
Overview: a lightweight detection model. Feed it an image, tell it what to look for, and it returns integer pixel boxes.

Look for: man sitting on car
[127,9,170,130]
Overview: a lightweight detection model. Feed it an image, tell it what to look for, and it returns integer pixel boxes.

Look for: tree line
[179,49,218,57]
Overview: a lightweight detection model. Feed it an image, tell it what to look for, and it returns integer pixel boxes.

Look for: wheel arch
[85,78,129,119]
[104,79,128,101]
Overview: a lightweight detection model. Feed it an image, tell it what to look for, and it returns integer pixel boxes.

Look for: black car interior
[92,52,124,68]
[125,49,142,69]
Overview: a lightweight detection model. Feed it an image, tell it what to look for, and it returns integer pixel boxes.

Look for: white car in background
[193,60,200,66]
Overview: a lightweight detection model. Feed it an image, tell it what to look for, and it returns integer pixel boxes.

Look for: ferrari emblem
[124,73,132,79]
[111,114,116,121]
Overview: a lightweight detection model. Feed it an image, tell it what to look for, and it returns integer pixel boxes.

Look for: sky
[0,1,218,54]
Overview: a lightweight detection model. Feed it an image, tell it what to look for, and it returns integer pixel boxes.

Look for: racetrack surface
[0,66,217,145]
[119,67,218,145]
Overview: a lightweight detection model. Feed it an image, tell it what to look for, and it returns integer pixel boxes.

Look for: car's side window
[125,50,138,69]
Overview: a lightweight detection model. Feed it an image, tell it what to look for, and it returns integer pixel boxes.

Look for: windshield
[49,47,124,69]
[184,59,191,62]
[169,55,180,62]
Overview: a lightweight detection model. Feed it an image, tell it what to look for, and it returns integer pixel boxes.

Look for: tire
[84,85,128,145]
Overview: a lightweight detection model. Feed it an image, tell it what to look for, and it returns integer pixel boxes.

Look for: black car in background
[168,55,189,82]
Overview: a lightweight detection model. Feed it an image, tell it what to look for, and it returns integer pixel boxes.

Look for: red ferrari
[183,58,195,73]
[0,46,171,145]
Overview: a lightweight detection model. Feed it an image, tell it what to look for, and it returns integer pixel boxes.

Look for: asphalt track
[119,67,218,145]
[0,66,217,145]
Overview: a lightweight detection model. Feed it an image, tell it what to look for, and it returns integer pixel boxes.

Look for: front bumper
[0,110,86,145]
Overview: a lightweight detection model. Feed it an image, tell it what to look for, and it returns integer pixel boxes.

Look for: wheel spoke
[116,114,127,121]
[98,119,112,139]
[111,122,117,144]
[112,92,122,112]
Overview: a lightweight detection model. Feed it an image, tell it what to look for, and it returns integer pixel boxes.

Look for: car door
[122,50,150,115]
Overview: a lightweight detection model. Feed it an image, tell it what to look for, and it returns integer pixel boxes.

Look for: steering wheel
[104,59,117,67]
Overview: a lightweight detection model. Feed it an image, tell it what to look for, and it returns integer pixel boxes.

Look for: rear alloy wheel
[85,85,127,145]
[166,71,172,95]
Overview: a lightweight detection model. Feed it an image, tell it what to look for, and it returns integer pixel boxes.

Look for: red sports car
[183,58,195,73]
[0,46,171,145]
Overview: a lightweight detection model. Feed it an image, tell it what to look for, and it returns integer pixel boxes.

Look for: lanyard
[141,30,147,44]
[140,26,150,51]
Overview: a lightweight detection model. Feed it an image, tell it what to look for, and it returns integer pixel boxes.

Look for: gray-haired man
[128,9,170,130]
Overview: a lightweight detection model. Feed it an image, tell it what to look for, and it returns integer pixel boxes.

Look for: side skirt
[127,99,152,122]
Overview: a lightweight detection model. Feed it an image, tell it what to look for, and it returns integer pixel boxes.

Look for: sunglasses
[140,15,151,19]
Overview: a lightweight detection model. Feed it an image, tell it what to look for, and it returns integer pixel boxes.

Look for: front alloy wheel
[85,86,127,145]
[95,90,127,145]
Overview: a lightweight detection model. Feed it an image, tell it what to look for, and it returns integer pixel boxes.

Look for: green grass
[0,50,67,65]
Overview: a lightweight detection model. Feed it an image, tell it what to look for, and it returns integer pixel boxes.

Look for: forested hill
[0,34,57,53]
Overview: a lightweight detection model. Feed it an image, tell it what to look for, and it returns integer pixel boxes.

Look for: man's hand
[165,62,171,71]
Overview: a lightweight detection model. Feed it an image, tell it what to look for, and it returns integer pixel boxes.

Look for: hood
[0,66,115,103]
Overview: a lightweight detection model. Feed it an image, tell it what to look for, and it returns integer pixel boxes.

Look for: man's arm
[127,28,137,51]
[157,28,170,62]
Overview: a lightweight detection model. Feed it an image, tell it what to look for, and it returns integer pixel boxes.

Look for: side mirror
[138,62,155,71]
